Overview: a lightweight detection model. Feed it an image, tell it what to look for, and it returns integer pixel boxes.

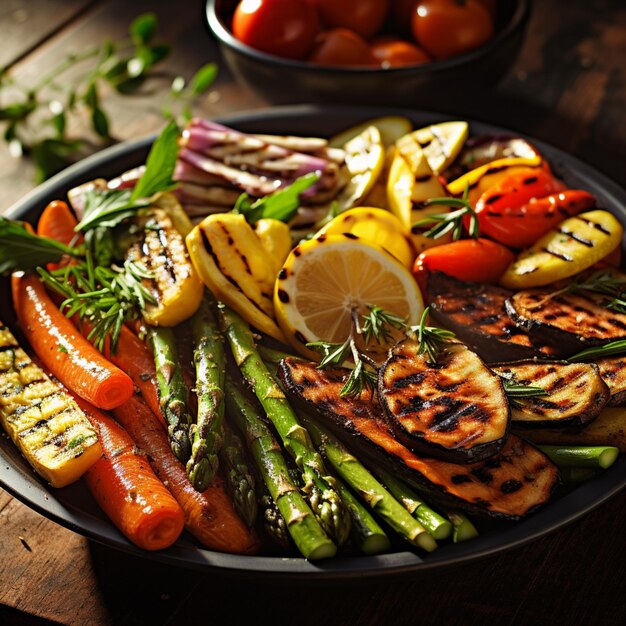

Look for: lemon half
[274,234,424,358]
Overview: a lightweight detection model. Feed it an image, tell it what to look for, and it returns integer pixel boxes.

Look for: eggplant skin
[491,360,609,429]
[378,340,510,463]
[278,358,560,521]
[426,273,561,363]
[594,356,626,406]
[505,289,626,353]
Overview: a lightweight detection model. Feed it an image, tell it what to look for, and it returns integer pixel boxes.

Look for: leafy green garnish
[38,255,155,352]
[559,269,626,315]
[0,217,81,273]
[233,172,320,225]
[75,121,181,233]
[568,339,626,362]
[498,374,548,408]
[412,185,479,240]
[411,307,457,364]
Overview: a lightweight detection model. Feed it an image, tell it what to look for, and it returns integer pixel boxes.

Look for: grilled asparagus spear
[187,295,226,491]
[224,376,336,559]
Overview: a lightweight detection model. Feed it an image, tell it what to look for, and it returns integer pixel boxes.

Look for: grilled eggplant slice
[427,273,560,362]
[520,407,626,452]
[492,360,609,428]
[378,340,509,463]
[278,358,559,520]
[505,289,626,353]
[594,356,626,406]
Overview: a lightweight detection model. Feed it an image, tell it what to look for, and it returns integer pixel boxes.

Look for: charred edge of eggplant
[377,384,509,465]
[607,390,626,406]
[503,297,604,354]
[277,362,557,522]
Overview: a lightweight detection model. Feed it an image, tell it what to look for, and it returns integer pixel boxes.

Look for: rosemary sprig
[411,185,479,241]
[561,269,626,315]
[498,374,548,409]
[568,339,626,362]
[37,255,155,352]
[307,305,406,397]
[411,307,456,364]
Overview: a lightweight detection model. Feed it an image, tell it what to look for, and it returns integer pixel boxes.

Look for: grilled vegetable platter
[1,106,625,578]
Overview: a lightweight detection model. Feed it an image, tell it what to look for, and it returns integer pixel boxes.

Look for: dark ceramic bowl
[2,105,626,580]
[206,0,531,107]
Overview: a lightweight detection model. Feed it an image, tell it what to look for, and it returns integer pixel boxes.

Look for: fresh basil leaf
[130,120,180,202]
[0,217,81,274]
[235,172,320,225]
[76,188,142,232]
[190,63,218,95]
[130,13,157,46]
[30,138,82,183]
[91,107,110,138]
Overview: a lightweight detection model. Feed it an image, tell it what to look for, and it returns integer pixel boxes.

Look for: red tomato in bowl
[232,0,320,60]
[411,0,494,60]
[312,0,390,39]
[308,28,378,67]
[371,38,431,67]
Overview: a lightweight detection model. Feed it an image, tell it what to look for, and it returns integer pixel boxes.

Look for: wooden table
[1,1,625,624]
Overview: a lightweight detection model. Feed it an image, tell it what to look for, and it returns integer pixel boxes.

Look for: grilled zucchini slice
[594,356,626,406]
[500,210,623,289]
[491,360,609,428]
[0,324,101,487]
[379,339,510,463]
[126,202,203,327]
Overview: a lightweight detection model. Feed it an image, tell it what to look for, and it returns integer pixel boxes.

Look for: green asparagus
[186,295,226,491]
[225,376,336,559]
[373,466,452,540]
[537,445,619,469]
[445,510,479,543]
[219,304,351,546]
[149,326,192,462]
[219,420,257,528]
[301,414,437,553]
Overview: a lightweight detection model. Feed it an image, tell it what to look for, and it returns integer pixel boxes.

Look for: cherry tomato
[413,238,515,291]
[232,0,320,60]
[308,28,378,67]
[371,37,431,67]
[411,0,494,60]
[312,0,390,39]
[476,189,597,249]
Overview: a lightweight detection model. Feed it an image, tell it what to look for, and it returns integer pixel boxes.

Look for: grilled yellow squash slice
[253,218,293,275]
[126,195,203,327]
[500,210,623,289]
[186,213,287,342]
[0,324,101,487]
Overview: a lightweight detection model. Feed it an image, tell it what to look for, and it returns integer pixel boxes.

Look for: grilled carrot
[36,200,80,246]
[11,272,134,410]
[113,395,260,555]
[73,395,185,551]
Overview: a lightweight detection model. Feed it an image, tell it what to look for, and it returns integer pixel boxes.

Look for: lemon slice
[274,234,424,357]
[315,207,415,268]
[329,116,413,149]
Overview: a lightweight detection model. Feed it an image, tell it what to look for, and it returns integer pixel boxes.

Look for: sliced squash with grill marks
[500,210,623,289]
[126,200,203,327]
[0,324,101,487]
[186,213,287,342]
[491,360,609,428]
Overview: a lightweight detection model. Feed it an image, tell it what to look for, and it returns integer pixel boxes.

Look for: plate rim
[2,103,626,580]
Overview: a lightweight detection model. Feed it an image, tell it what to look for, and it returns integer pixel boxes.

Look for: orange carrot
[113,395,260,555]
[36,200,81,246]
[11,272,134,410]
[73,395,185,551]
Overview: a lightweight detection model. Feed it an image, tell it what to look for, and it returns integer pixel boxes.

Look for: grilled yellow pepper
[254,218,293,275]
[186,213,287,342]
[500,210,623,289]
[126,195,203,327]
[0,324,101,487]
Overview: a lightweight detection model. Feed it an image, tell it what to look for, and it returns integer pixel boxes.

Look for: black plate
[2,105,626,581]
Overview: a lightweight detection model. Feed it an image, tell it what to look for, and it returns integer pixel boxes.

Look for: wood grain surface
[0,1,625,625]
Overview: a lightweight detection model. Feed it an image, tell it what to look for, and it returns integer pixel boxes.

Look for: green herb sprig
[0,13,216,182]
[498,374,549,408]
[411,307,457,364]
[233,172,320,225]
[412,186,479,241]
[561,269,626,315]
